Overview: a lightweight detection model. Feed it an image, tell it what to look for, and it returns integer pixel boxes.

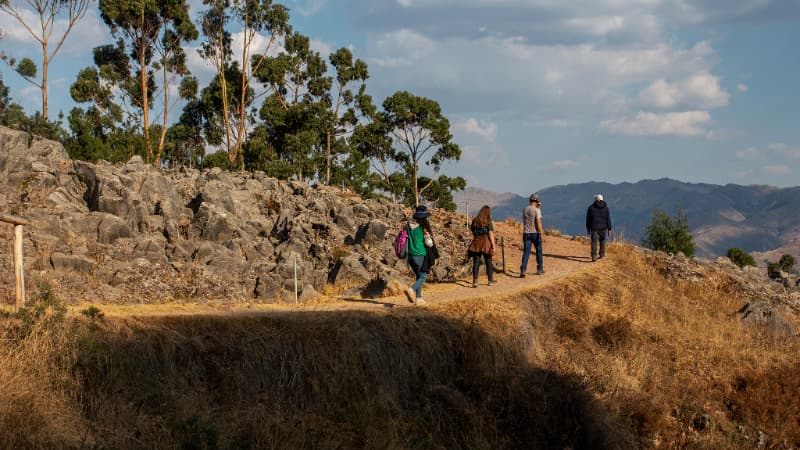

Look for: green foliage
[726,247,756,268]
[98,0,198,162]
[767,262,782,280]
[415,175,466,211]
[202,150,235,170]
[15,57,37,78]
[251,31,330,180]
[15,282,67,335]
[81,306,105,320]
[778,254,795,273]
[641,208,696,257]
[378,91,462,206]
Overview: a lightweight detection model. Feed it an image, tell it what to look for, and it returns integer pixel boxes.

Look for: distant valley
[453,179,800,260]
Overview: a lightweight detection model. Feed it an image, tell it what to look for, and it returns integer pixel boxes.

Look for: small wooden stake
[13,224,25,311]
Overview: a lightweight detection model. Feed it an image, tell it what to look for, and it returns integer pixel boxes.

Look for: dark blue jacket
[586,200,612,232]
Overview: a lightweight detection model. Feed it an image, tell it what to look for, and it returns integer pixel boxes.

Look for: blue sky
[2,0,799,195]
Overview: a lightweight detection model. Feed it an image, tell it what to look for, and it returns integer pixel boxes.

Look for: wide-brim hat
[412,205,431,219]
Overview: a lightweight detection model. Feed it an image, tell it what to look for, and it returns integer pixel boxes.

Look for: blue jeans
[408,255,428,298]
[520,232,543,274]
[591,229,607,259]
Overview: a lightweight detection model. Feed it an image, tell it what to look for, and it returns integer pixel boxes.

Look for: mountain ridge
[453,179,800,259]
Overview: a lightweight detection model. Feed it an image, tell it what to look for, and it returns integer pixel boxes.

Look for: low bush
[727,247,756,268]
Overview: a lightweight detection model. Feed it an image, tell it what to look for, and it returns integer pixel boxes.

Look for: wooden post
[500,236,505,274]
[1,213,31,311]
[14,225,25,311]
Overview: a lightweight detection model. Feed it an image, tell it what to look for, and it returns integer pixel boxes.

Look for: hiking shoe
[536,270,545,275]
[404,288,415,304]
[471,283,478,288]
[416,298,427,305]
[488,280,497,285]
[519,273,526,278]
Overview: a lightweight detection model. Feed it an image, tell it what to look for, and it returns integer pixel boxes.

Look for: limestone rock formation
[0,127,473,304]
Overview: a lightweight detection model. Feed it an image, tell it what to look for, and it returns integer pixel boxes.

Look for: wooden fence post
[1,213,31,311]
[14,224,25,311]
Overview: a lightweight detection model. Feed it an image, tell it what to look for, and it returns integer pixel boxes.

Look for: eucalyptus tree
[66,43,143,161]
[379,91,462,207]
[98,0,197,164]
[350,118,401,198]
[0,0,90,119]
[250,31,330,180]
[321,47,371,185]
[199,0,290,167]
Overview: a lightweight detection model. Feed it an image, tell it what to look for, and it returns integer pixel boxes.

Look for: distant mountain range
[452,179,800,259]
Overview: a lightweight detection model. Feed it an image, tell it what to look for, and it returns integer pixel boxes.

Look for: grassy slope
[1,245,798,449]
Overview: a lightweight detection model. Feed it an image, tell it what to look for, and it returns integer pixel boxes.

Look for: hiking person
[520,194,545,277]
[467,205,497,287]
[404,205,434,305]
[586,194,612,261]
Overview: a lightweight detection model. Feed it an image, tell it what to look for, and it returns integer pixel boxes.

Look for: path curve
[89,221,607,317]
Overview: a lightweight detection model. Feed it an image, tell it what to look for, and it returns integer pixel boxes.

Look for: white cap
[594,194,604,201]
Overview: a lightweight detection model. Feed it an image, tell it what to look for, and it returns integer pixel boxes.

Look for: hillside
[454,181,800,259]
[2,128,800,448]
[2,242,799,448]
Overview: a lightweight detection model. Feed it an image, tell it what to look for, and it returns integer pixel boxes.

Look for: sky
[1,0,799,196]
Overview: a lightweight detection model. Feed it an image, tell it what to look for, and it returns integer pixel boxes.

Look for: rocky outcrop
[0,127,474,304]
[643,250,800,338]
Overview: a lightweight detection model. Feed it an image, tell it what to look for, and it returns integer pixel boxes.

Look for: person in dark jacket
[586,194,612,262]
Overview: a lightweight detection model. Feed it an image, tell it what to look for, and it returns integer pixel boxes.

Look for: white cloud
[452,117,497,140]
[370,29,435,68]
[452,117,508,167]
[601,111,712,137]
[639,71,729,109]
[736,147,761,159]
[542,159,580,170]
[535,119,577,128]
[737,83,748,93]
[292,0,328,15]
[761,165,792,176]
[364,32,719,117]
[704,128,745,141]
[768,143,800,160]
[310,38,333,59]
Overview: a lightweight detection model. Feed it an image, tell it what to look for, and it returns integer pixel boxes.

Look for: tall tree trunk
[140,42,150,163]
[326,131,331,184]
[220,74,231,157]
[413,161,419,207]
[234,31,248,170]
[41,43,48,120]
[155,62,169,166]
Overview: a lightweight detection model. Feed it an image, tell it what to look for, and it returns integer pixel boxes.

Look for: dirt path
[343,222,599,309]
[89,222,604,317]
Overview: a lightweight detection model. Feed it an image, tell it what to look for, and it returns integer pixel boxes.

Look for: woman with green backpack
[404,205,436,305]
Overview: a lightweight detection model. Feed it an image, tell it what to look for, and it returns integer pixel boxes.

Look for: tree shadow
[71,308,636,449]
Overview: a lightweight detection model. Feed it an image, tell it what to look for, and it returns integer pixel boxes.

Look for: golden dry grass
[1,245,798,449]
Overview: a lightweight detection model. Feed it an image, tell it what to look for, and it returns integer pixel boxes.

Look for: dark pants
[471,253,493,281]
[591,229,607,260]
[520,232,543,274]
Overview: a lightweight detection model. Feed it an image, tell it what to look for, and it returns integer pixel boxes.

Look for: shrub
[779,254,795,273]
[726,247,756,268]
[641,208,696,257]
[767,262,782,280]
[202,150,235,169]
[15,281,67,335]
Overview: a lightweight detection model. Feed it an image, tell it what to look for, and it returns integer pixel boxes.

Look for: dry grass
[1,245,799,448]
